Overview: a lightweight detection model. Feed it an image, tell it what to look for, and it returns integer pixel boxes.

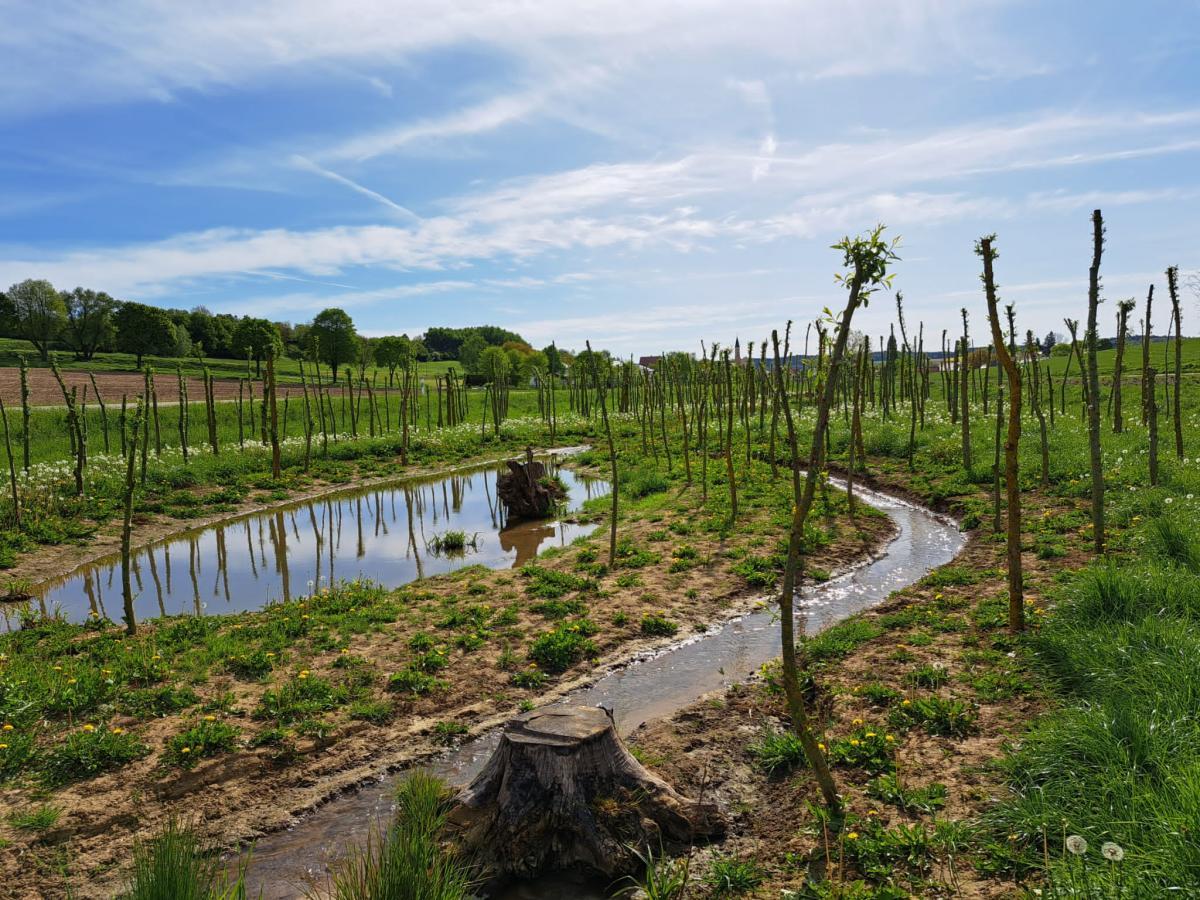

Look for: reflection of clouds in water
[22,457,607,628]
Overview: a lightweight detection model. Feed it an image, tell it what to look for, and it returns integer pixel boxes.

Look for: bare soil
[0,368,255,407]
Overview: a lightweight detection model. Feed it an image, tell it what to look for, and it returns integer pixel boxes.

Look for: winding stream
[240,479,964,899]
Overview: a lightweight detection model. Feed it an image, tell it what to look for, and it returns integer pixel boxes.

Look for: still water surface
[13,450,606,629]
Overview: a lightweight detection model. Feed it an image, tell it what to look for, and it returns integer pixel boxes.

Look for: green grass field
[0,337,462,386]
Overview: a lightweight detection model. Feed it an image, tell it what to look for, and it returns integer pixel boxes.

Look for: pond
[10,449,607,629]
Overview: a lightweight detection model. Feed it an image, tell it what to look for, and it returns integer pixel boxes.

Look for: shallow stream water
[239,479,965,899]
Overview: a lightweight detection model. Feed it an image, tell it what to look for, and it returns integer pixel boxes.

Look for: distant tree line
[0,279,571,385]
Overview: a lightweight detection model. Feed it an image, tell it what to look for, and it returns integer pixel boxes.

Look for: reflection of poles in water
[245,521,258,578]
[442,480,450,520]
[147,548,166,617]
[356,496,365,558]
[188,537,201,615]
[334,499,343,554]
[290,510,301,543]
[405,487,424,580]
[483,471,499,529]
[132,554,144,594]
[327,499,336,585]
[216,527,231,602]
[94,570,108,620]
[277,511,291,602]
[499,523,555,568]
[164,544,172,594]
[270,511,291,603]
[451,474,464,512]
[257,518,268,570]
[308,503,323,588]
[83,570,100,619]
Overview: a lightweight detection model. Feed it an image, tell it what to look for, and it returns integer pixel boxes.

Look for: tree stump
[497,448,565,521]
[448,706,723,880]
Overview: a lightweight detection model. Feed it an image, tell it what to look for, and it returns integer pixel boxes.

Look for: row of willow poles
[0,214,1187,788]
[560,216,1184,813]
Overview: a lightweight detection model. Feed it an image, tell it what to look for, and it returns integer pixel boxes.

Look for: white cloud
[0,1,1022,116]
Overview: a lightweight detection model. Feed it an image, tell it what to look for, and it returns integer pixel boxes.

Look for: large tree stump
[497,448,565,521]
[448,706,723,880]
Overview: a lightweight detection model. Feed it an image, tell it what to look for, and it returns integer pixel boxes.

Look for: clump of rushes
[427,530,478,556]
[325,772,475,900]
[122,817,251,900]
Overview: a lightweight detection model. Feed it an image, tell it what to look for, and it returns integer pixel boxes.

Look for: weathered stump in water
[448,706,723,880]
[497,448,565,521]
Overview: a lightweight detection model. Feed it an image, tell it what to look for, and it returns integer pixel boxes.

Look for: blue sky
[1,0,1198,355]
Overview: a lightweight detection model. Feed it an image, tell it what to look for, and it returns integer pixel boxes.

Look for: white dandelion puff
[1100,842,1124,862]
[1065,834,1088,856]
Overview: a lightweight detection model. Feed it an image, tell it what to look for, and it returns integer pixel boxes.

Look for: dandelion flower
[901,699,912,707]
[1101,842,1124,862]
[865,732,876,738]
[852,718,863,725]
[1065,834,1088,856]
[849,739,860,747]
[0,743,7,750]
[885,734,894,742]
[203,715,216,722]
[1,724,11,731]
[181,746,191,754]
[82,724,95,733]
[847,832,859,840]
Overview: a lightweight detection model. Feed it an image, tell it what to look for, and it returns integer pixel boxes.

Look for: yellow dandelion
[111,727,125,735]
[203,715,216,722]
[901,699,912,707]
[0,743,7,750]
[181,746,191,753]
[82,724,95,733]
[847,832,859,840]
[852,718,863,725]
[1,723,12,731]
[865,732,876,738]
[850,739,860,747]
[885,734,894,742]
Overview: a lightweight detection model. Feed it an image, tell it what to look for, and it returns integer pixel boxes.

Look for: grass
[324,772,474,900]
[7,803,61,831]
[120,817,251,900]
